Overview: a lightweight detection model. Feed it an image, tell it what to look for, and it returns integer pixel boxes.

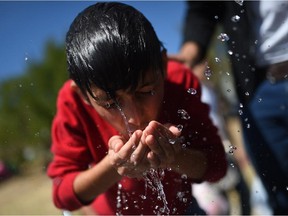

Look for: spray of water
[115,101,170,215]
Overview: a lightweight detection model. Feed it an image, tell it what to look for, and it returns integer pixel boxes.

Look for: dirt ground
[0,171,65,215]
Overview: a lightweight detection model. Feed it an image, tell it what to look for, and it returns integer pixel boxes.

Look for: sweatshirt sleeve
[47,82,93,211]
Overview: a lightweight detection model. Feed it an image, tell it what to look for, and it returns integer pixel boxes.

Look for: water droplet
[105,103,111,109]
[231,15,240,22]
[254,40,258,45]
[230,163,235,168]
[227,89,231,93]
[215,57,221,63]
[176,124,183,132]
[239,103,243,108]
[141,195,146,200]
[214,15,219,20]
[258,98,262,102]
[187,88,197,95]
[226,71,230,76]
[228,50,233,55]
[217,33,230,42]
[204,65,212,79]
[235,0,244,6]
[238,109,243,115]
[181,174,187,179]
[169,138,176,145]
[177,191,185,199]
[229,145,237,155]
[177,109,191,120]
[246,123,250,129]
[245,92,250,96]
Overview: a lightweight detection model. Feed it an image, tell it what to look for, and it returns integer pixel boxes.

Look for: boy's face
[86,70,165,138]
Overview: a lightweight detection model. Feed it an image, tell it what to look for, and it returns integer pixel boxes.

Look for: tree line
[0,41,68,173]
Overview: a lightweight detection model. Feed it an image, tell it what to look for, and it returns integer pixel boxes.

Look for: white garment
[250,1,288,66]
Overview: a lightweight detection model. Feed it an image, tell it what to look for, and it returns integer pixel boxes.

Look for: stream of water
[115,103,170,215]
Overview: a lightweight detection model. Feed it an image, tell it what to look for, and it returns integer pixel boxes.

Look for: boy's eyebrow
[92,73,159,102]
[138,74,159,88]
[142,79,157,86]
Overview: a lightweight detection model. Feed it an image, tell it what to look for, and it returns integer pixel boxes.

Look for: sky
[0,1,186,81]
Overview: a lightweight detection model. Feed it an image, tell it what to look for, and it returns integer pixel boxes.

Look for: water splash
[115,102,170,215]
[235,0,244,6]
[143,168,170,215]
[228,145,237,155]
[116,183,129,215]
[204,65,212,80]
[231,15,240,23]
[115,102,133,137]
[176,124,184,132]
[177,109,191,120]
[215,57,221,63]
[217,33,230,42]
[187,88,197,95]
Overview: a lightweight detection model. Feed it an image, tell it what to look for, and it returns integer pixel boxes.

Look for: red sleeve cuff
[53,172,86,211]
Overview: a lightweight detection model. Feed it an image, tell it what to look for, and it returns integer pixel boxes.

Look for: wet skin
[83,70,182,177]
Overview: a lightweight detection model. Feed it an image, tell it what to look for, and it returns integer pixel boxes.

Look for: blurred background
[0,1,258,215]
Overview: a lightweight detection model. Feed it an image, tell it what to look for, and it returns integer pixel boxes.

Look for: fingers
[109,130,152,177]
[109,131,141,166]
[143,121,182,167]
[147,151,161,168]
[117,131,142,159]
[108,121,182,177]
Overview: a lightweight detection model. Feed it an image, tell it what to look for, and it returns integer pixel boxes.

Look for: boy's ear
[161,49,168,77]
[70,81,90,105]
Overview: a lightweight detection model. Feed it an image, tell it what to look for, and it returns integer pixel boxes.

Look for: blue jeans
[244,79,288,214]
[183,196,206,215]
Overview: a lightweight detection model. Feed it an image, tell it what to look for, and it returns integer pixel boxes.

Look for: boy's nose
[123,97,143,128]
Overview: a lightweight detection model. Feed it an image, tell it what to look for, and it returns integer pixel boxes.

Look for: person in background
[47,2,227,215]
[171,0,288,214]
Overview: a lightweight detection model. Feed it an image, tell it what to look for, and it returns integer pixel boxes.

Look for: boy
[47,2,227,215]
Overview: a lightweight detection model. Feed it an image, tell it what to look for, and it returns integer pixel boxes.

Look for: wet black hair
[66,2,165,99]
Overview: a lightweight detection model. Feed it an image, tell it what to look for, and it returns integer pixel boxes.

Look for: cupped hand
[108,130,156,178]
[142,121,182,168]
